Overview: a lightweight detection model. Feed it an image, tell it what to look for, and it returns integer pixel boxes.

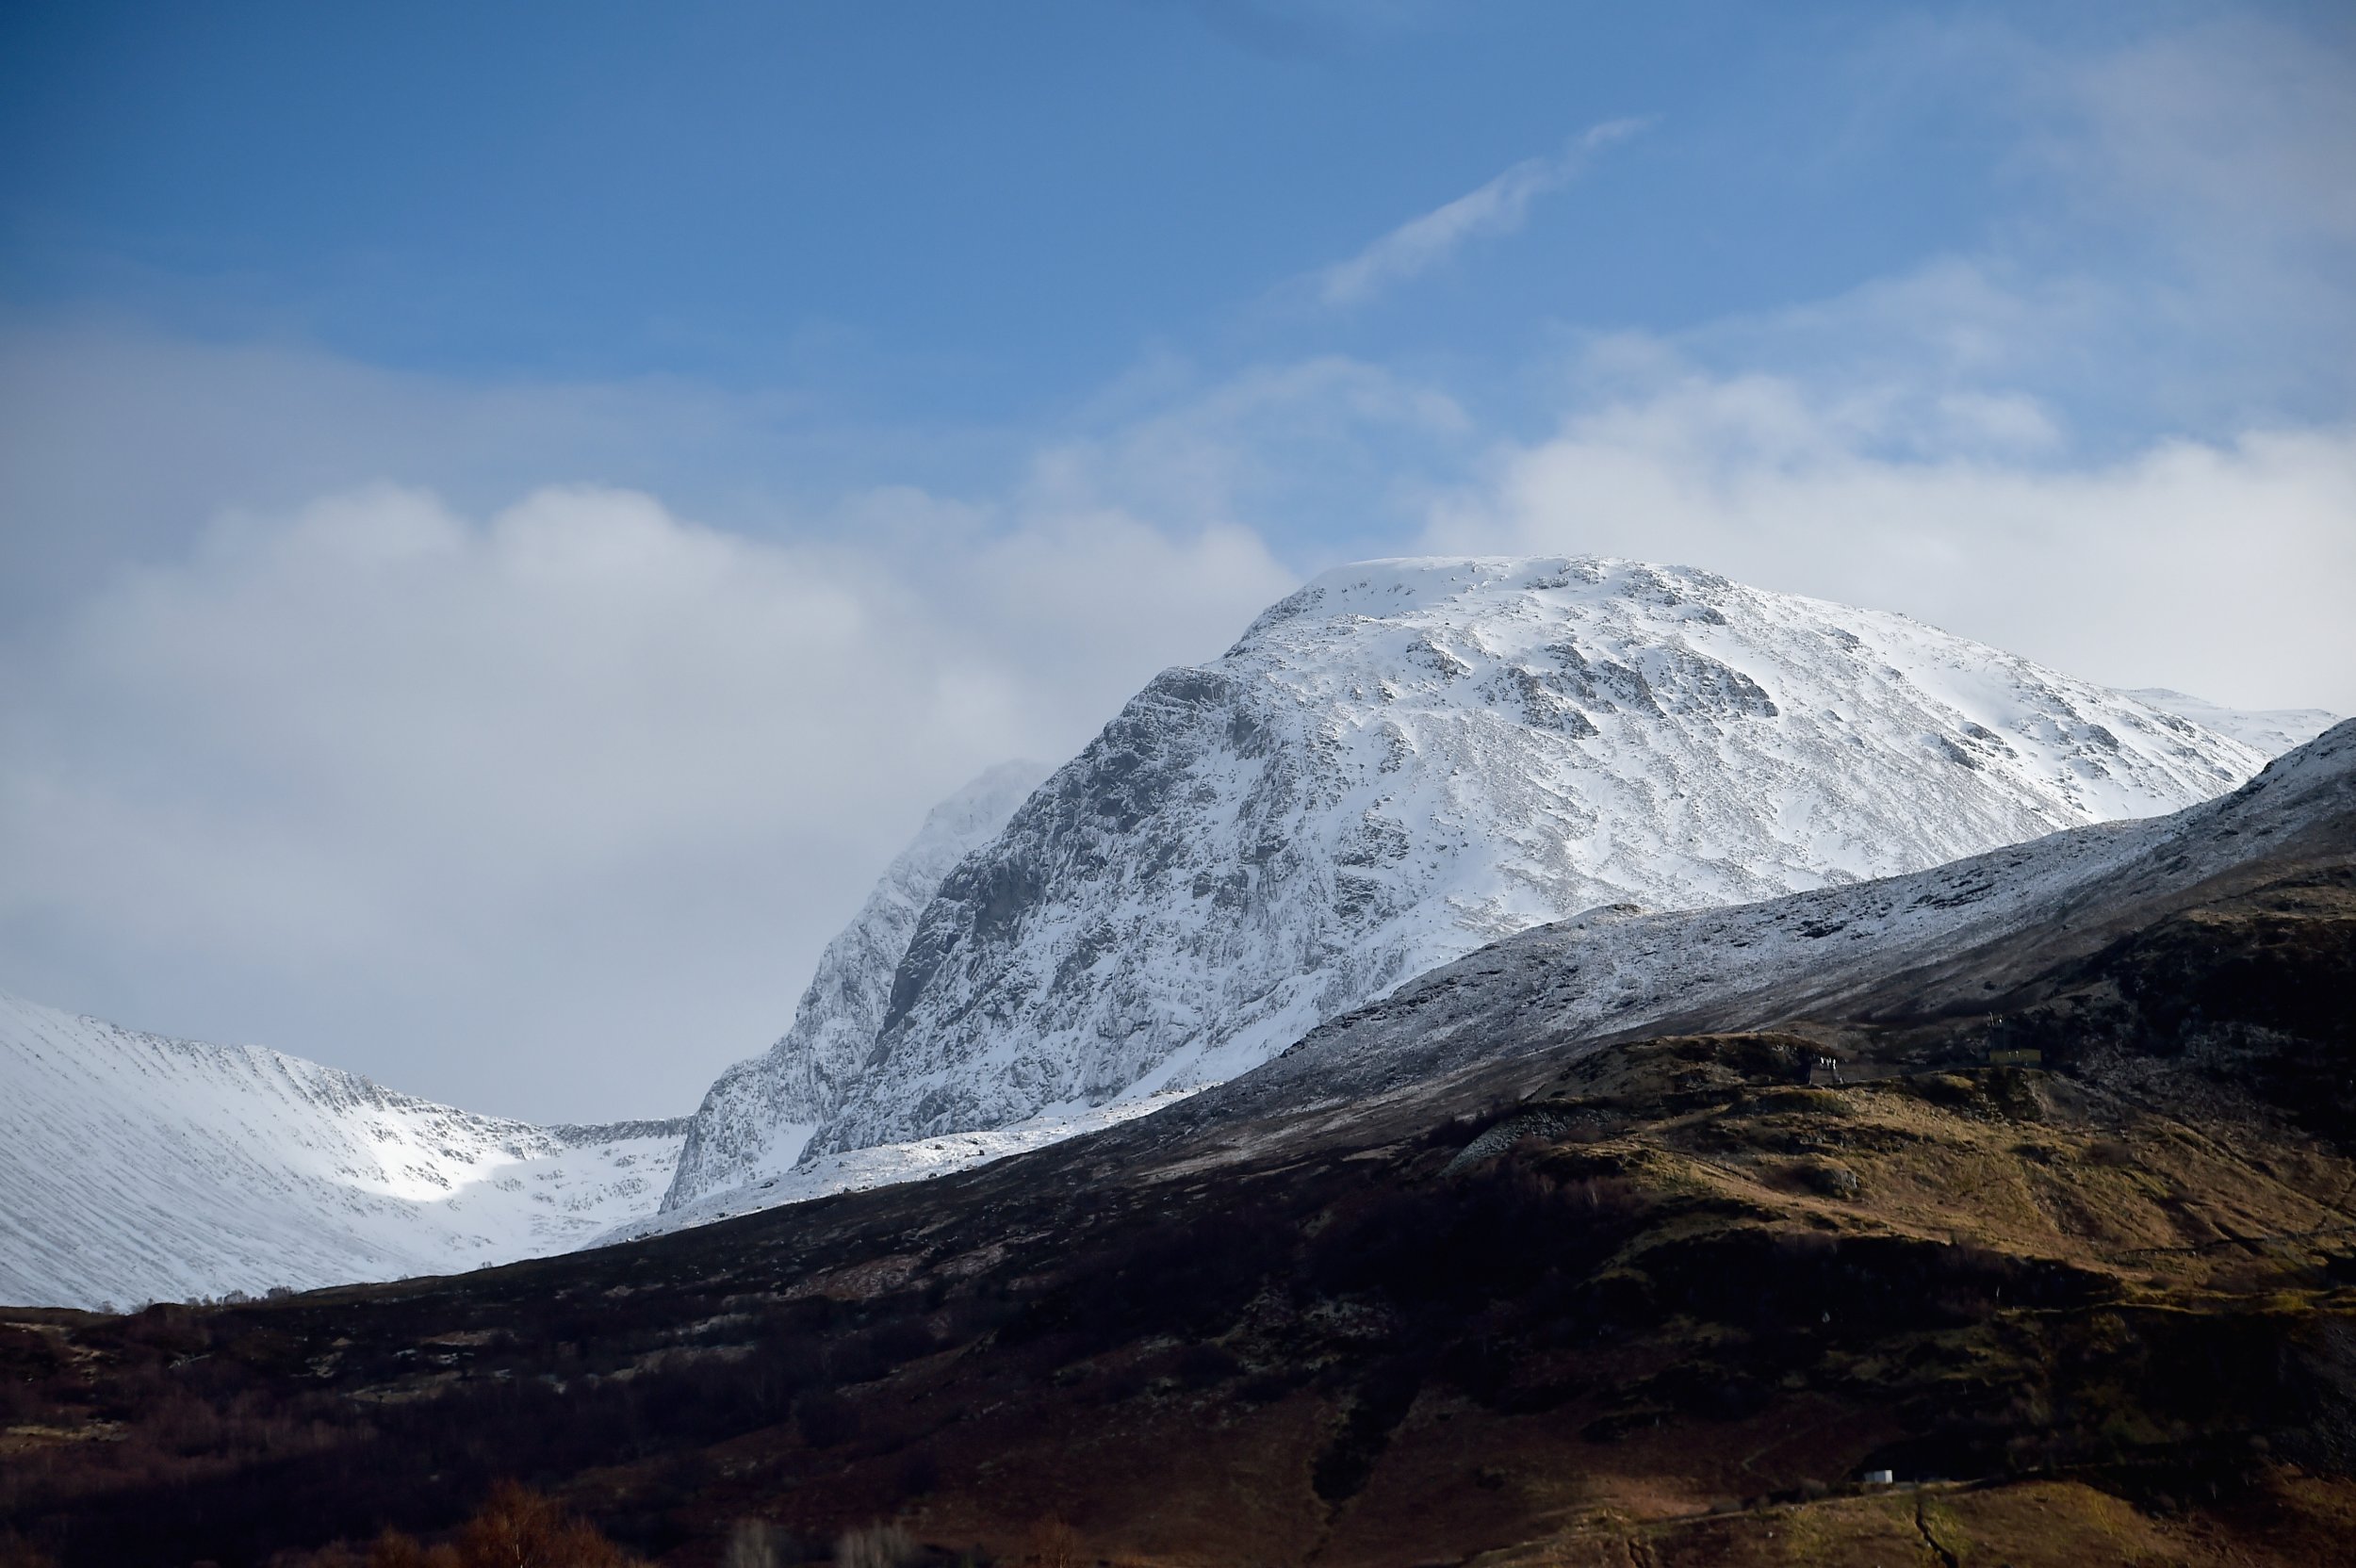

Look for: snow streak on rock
[0,992,684,1310]
[662,760,1049,1210]
[804,557,2264,1158]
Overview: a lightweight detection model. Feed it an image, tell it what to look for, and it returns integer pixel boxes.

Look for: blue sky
[12,3,2344,437]
[5,3,2026,390]
[1,1,2350,1117]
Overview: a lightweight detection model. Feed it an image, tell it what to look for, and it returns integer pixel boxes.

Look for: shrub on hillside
[359,1480,639,1567]
[1023,1516,1081,1568]
[0,1530,56,1568]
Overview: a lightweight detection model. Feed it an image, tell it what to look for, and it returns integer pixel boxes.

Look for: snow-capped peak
[793,556,2265,1159]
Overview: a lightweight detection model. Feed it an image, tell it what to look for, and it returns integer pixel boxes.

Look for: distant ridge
[0,992,683,1310]
[2124,688,2339,757]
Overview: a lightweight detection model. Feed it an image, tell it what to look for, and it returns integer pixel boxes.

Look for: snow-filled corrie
[0,991,684,1310]
[799,557,2266,1160]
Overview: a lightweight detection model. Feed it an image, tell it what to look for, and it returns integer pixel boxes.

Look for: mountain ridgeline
[661,761,1049,1206]
[14,718,2348,1567]
[0,991,686,1311]
[667,556,2278,1211]
[0,554,2323,1312]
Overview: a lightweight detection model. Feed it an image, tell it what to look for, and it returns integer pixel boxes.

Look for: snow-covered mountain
[662,760,1049,1209]
[27,555,2288,1294]
[783,557,2265,1163]
[1232,715,2356,1118]
[647,714,2354,1247]
[0,990,684,1310]
[2124,689,2340,757]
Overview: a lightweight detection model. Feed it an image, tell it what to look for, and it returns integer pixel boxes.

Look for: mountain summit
[678,557,2266,1197]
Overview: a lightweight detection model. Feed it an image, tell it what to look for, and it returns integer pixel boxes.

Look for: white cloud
[1317,118,1650,306]
[1886,13,2356,433]
[2033,20,2356,434]
[1422,360,2356,714]
[0,481,1293,1120]
[0,323,1481,1123]
[1411,16,2356,716]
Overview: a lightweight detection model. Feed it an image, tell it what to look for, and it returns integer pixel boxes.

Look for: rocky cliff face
[802,557,2264,1157]
[663,760,1048,1208]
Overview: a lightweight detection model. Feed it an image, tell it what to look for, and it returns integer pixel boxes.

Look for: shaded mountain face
[662,760,1049,1211]
[9,725,2349,1568]
[0,993,684,1310]
[803,556,2261,1159]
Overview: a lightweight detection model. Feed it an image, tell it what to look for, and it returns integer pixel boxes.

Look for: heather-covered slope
[0,993,683,1309]
[807,557,2263,1157]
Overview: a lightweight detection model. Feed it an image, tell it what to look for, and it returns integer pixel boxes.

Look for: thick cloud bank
[0,484,1288,1119]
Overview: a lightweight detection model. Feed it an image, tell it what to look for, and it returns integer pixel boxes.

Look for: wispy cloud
[1317,117,1651,306]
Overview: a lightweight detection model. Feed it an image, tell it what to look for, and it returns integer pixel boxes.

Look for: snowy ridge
[2123,689,2340,757]
[662,760,1049,1210]
[613,1090,1198,1245]
[802,557,2264,1161]
[0,992,683,1310]
[1235,716,2356,1111]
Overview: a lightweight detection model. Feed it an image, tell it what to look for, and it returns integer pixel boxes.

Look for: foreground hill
[5,723,2348,1567]
[0,993,683,1309]
[686,556,2267,1200]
